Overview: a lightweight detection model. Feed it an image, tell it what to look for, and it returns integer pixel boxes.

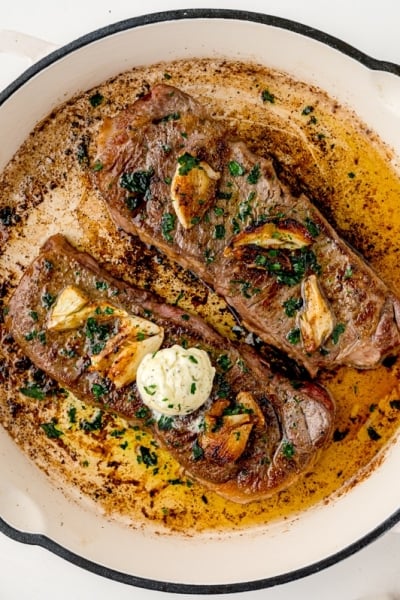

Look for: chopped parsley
[287,328,301,345]
[216,191,232,200]
[144,384,157,396]
[80,410,103,432]
[188,355,198,364]
[19,383,45,400]
[228,161,246,177]
[157,415,174,431]
[41,292,56,309]
[261,89,275,103]
[95,280,108,291]
[344,266,353,279]
[304,217,319,238]
[255,247,321,287]
[192,440,204,461]
[232,218,241,234]
[177,152,200,175]
[155,112,181,123]
[92,161,103,172]
[216,354,232,372]
[25,330,37,342]
[138,445,158,467]
[230,279,260,298]
[41,420,63,439]
[204,248,215,264]
[282,441,295,459]
[190,382,197,394]
[135,406,150,419]
[120,169,153,200]
[283,297,303,317]
[213,206,224,217]
[331,323,346,344]
[89,92,104,107]
[247,163,261,184]
[85,317,112,355]
[214,224,226,239]
[91,383,107,399]
[67,406,77,424]
[161,212,176,242]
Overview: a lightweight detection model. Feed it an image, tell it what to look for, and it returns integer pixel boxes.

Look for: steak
[92,84,400,377]
[6,234,334,503]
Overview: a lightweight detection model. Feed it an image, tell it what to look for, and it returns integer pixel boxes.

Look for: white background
[0,1,400,599]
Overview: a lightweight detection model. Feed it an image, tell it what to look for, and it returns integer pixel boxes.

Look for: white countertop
[0,1,399,598]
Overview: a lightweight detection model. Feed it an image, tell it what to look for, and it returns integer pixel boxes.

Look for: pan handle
[0,29,57,62]
[0,30,58,92]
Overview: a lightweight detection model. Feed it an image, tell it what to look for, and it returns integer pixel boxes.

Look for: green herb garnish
[91,383,107,399]
[161,212,176,242]
[287,328,301,345]
[19,384,45,400]
[41,420,63,439]
[80,410,103,432]
[228,161,246,177]
[177,152,200,175]
[216,354,232,372]
[283,297,303,317]
[247,163,261,184]
[89,92,104,107]
[41,292,56,309]
[214,224,226,239]
[282,441,295,458]
[304,217,319,238]
[138,445,158,467]
[120,169,153,200]
[331,323,346,344]
[261,89,275,103]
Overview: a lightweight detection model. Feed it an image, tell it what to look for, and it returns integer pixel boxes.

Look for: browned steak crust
[92,84,400,376]
[6,234,334,503]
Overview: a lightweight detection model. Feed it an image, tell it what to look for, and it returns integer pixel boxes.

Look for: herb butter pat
[136,344,215,416]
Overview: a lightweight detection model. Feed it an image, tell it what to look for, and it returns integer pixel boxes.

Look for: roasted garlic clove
[199,396,258,463]
[236,390,265,431]
[200,416,253,464]
[171,155,220,229]
[105,332,164,388]
[225,218,313,256]
[90,315,164,388]
[48,285,164,387]
[298,274,334,352]
[47,285,90,330]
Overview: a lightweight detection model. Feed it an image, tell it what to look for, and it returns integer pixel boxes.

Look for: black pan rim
[0,7,399,594]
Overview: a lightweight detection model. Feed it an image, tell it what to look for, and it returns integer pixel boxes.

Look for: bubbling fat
[0,58,399,534]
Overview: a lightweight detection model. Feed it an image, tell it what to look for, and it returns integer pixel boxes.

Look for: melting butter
[137,344,215,416]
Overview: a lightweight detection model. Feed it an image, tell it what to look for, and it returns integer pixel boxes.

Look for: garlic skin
[136,344,215,416]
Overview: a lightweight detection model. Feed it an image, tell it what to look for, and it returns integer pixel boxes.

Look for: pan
[0,9,399,593]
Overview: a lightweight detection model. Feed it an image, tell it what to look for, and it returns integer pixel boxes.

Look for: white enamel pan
[0,9,400,594]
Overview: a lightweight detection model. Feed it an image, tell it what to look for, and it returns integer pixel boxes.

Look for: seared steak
[6,234,334,503]
[92,84,400,377]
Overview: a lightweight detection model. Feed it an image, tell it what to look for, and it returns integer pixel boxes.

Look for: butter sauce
[0,58,399,534]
